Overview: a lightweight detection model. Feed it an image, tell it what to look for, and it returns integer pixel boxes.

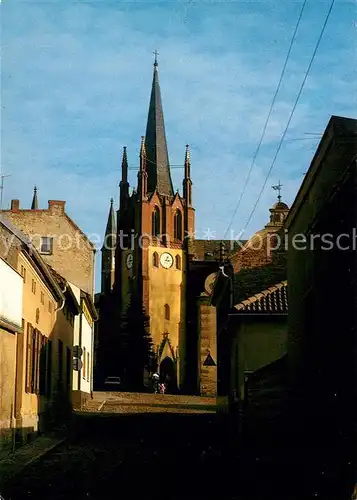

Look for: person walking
[152,372,160,394]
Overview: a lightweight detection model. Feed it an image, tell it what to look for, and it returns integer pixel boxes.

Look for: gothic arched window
[164,304,170,321]
[152,206,161,237]
[153,252,159,267]
[175,254,181,270]
[174,209,183,240]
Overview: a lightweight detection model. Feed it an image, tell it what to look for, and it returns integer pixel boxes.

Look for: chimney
[11,199,20,211]
[48,200,66,215]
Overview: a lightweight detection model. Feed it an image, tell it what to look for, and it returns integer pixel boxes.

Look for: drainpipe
[55,284,67,312]
[78,298,83,395]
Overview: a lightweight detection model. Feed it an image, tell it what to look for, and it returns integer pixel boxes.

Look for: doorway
[159,357,177,393]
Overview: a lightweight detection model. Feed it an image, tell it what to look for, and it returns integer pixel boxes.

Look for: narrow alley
[2,393,354,500]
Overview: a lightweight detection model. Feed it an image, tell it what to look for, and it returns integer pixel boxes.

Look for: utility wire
[240,0,335,239]
[223,0,308,240]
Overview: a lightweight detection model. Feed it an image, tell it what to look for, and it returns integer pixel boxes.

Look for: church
[94,56,242,394]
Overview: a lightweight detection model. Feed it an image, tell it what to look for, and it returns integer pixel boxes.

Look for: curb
[0,436,67,492]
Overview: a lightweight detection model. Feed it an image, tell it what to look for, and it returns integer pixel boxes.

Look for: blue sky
[2,0,356,292]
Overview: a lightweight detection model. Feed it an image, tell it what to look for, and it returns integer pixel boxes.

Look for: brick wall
[1,201,95,295]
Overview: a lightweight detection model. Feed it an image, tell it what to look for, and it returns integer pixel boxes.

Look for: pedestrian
[159,382,166,394]
[152,372,160,394]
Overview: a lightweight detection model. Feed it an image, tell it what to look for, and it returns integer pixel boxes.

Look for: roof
[145,61,174,196]
[234,281,288,313]
[271,201,289,210]
[190,239,246,261]
[285,115,357,231]
[48,265,80,314]
[81,290,98,321]
[0,215,64,303]
[233,252,287,305]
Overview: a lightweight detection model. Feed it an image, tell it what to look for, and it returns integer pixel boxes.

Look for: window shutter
[25,323,32,393]
[31,327,37,393]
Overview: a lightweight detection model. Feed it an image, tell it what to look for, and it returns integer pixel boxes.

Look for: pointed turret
[138,136,148,198]
[31,186,38,209]
[101,198,116,294]
[183,144,192,207]
[144,55,174,196]
[103,198,116,250]
[119,146,129,211]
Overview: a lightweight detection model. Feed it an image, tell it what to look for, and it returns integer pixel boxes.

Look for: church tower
[116,55,195,390]
[101,198,116,294]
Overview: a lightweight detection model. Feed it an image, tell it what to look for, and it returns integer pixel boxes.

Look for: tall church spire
[101,198,116,294]
[144,54,174,196]
[31,186,38,209]
[102,198,116,251]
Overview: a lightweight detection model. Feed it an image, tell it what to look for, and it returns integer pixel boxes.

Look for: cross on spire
[153,49,159,66]
[272,180,283,202]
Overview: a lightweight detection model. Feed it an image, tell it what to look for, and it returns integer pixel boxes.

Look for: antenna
[0,174,11,210]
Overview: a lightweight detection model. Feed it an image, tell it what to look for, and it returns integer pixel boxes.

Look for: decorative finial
[185,144,190,160]
[110,197,114,205]
[153,49,159,67]
[34,185,37,193]
[272,180,282,202]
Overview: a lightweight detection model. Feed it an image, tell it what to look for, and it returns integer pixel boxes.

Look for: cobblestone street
[1,394,354,500]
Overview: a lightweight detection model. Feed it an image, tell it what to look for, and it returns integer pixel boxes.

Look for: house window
[164,304,170,321]
[26,327,41,394]
[32,279,36,294]
[21,266,26,283]
[153,252,159,267]
[87,352,90,382]
[152,207,160,236]
[40,237,53,255]
[40,291,44,305]
[36,308,40,324]
[175,255,181,270]
[174,209,183,240]
[48,301,52,313]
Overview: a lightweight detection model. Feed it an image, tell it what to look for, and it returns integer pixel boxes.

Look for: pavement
[1,393,355,499]
[0,434,66,492]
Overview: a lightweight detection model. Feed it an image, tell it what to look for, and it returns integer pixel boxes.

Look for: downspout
[55,284,67,312]
[78,298,83,395]
[90,249,96,396]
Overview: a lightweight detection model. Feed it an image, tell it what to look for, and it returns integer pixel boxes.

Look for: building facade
[1,197,96,296]
[69,281,97,408]
[0,255,23,458]
[0,216,83,453]
[283,115,357,497]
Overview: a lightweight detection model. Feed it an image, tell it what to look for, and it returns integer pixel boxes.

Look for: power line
[223,0,308,240]
[240,0,335,238]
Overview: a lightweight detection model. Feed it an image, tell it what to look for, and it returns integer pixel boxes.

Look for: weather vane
[153,49,159,66]
[272,180,282,202]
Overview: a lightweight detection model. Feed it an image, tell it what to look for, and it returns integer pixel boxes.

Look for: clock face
[160,252,173,269]
[126,253,133,269]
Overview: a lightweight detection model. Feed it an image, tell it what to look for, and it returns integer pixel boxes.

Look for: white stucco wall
[0,258,23,329]
[68,281,93,394]
[80,314,92,394]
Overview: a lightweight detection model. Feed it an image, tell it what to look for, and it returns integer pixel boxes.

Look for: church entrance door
[159,357,177,393]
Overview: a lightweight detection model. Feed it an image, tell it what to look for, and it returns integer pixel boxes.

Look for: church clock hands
[160,252,174,269]
[126,253,133,269]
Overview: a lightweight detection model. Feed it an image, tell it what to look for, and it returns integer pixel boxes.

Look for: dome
[271,201,289,210]
[243,228,271,250]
